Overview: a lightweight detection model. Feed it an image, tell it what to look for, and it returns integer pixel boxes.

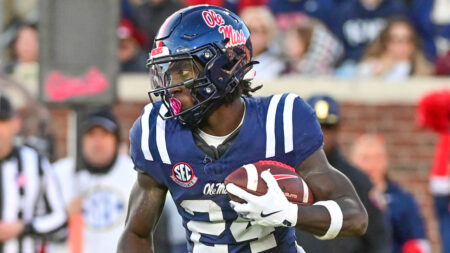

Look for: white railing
[118,74,450,104]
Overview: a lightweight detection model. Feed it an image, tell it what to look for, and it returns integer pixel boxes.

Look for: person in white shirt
[50,109,135,253]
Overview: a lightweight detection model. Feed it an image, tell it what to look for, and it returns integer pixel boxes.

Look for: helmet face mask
[147,45,222,125]
[149,58,201,91]
[146,5,255,127]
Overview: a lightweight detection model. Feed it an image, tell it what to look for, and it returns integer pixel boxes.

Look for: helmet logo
[202,10,225,28]
[150,46,169,59]
[201,10,247,48]
[219,25,246,47]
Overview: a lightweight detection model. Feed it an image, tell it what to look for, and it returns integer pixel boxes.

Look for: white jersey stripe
[283,93,297,153]
[141,103,154,161]
[156,106,171,164]
[3,239,18,253]
[250,233,277,252]
[22,151,40,222]
[32,158,67,233]
[2,161,19,253]
[265,94,283,158]
[301,178,309,203]
[2,160,20,220]
[244,164,259,191]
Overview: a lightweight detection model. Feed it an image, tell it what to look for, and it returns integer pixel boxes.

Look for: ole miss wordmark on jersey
[129,93,323,253]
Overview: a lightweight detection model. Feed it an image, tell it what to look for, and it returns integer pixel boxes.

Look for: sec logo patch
[171,162,198,188]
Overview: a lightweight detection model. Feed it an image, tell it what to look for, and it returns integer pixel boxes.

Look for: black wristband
[22,222,34,236]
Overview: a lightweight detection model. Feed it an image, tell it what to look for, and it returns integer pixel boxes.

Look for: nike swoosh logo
[260,210,281,217]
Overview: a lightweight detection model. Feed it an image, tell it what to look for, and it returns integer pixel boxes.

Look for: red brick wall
[48,100,442,252]
[338,102,441,253]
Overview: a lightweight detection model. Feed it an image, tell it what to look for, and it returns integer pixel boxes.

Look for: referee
[0,95,67,253]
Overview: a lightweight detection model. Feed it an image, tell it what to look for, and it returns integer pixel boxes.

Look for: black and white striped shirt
[0,146,67,253]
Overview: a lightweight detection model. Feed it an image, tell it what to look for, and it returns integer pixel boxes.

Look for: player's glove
[226,169,298,227]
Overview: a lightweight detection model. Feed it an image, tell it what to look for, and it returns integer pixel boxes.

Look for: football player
[118,5,368,253]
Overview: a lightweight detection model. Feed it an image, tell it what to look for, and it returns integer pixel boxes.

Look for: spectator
[0,0,38,65]
[240,6,284,81]
[328,0,407,63]
[409,0,450,62]
[121,0,135,21]
[282,20,343,76]
[118,19,148,73]
[0,74,55,160]
[350,134,430,253]
[417,90,450,253]
[49,109,135,253]
[296,94,392,253]
[428,134,450,253]
[267,0,334,29]
[183,0,265,14]
[5,24,39,96]
[357,18,433,80]
[0,94,67,253]
[5,0,38,24]
[435,49,450,75]
[130,0,185,50]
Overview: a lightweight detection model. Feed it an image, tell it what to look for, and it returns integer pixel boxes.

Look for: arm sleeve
[28,157,68,236]
[291,96,324,167]
[52,159,76,206]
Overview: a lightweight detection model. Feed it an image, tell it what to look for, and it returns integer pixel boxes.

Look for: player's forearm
[295,196,368,237]
[117,173,166,253]
[295,152,369,238]
[117,231,153,253]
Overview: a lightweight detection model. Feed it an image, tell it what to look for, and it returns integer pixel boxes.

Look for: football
[224,160,314,205]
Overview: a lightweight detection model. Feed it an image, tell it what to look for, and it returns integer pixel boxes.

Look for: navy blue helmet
[147,5,255,126]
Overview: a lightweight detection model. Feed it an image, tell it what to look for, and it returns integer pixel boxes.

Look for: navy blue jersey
[434,195,450,253]
[129,93,323,253]
[410,0,450,62]
[267,0,334,25]
[386,181,427,253]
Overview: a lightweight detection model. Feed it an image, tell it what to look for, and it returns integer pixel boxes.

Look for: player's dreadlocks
[222,80,263,105]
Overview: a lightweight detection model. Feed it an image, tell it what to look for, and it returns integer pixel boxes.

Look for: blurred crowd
[0,0,449,253]
[1,0,449,89]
